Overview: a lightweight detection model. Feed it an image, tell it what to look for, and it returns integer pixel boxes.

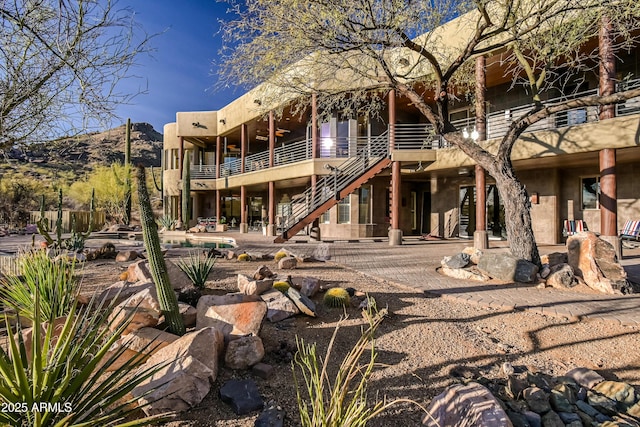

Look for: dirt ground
[75,247,640,427]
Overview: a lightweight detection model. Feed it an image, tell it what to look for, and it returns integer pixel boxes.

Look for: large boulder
[423,382,513,426]
[126,260,153,283]
[196,294,267,339]
[567,232,628,294]
[225,335,265,369]
[545,263,577,288]
[477,253,539,283]
[108,287,162,335]
[105,327,179,371]
[95,280,153,307]
[132,355,212,415]
[142,327,224,384]
[260,288,300,322]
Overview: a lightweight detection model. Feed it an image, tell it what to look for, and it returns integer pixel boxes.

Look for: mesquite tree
[0,0,153,149]
[219,0,640,265]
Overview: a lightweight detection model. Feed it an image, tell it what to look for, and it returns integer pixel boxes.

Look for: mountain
[5,122,163,170]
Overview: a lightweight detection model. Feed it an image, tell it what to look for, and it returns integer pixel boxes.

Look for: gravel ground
[75,249,640,427]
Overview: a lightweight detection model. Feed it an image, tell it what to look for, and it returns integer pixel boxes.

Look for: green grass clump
[323,287,350,308]
[293,305,420,426]
[177,251,216,289]
[237,253,250,262]
[274,251,288,261]
[273,281,290,293]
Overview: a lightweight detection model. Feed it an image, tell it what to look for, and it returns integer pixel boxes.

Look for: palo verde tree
[0,0,153,149]
[219,0,640,265]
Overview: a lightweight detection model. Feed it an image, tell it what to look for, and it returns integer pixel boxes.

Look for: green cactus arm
[56,188,63,246]
[150,166,162,192]
[81,188,96,238]
[136,165,185,336]
[36,195,54,245]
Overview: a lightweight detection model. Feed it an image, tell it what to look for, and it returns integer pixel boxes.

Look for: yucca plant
[0,292,171,426]
[0,250,79,322]
[176,252,216,289]
[293,305,421,427]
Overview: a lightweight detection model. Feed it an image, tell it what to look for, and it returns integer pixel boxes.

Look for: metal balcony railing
[486,88,601,139]
[391,117,474,150]
[280,130,390,232]
[191,164,217,179]
[616,78,640,116]
[191,79,640,178]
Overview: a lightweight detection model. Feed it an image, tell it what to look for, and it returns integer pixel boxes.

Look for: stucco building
[162,10,640,249]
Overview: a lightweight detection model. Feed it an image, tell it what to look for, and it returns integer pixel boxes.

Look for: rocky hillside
[5,122,163,171]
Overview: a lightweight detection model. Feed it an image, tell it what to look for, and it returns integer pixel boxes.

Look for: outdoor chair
[562,219,587,237]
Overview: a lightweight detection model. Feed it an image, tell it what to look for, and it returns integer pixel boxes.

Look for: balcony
[188,79,640,180]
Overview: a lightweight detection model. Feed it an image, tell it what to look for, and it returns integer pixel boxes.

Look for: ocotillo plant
[136,165,185,335]
[182,155,191,227]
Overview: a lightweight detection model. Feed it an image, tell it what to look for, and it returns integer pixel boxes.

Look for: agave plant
[176,251,216,289]
[0,293,170,427]
[0,249,79,322]
[157,215,176,231]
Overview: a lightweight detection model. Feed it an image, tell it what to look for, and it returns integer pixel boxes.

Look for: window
[338,197,350,224]
[359,186,371,224]
[581,177,600,210]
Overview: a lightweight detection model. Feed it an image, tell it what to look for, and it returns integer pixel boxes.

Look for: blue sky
[114,1,241,134]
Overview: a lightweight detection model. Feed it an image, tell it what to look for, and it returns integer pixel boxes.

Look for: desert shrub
[293,305,423,426]
[0,250,79,321]
[0,295,169,426]
[177,251,216,289]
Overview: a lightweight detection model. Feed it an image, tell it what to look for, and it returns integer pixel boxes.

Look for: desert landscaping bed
[73,247,640,426]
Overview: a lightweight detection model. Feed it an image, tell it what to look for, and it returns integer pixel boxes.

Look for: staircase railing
[279,129,390,235]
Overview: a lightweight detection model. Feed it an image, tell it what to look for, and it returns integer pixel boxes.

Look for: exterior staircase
[274,131,391,243]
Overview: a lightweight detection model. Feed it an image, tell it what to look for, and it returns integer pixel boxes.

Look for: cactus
[64,189,95,252]
[123,119,132,225]
[136,165,185,336]
[273,281,290,293]
[274,251,289,261]
[36,189,63,247]
[181,154,191,227]
[323,287,350,308]
[37,189,96,252]
[150,165,162,192]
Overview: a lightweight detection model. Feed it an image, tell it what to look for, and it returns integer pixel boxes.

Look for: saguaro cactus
[123,118,132,225]
[136,165,185,335]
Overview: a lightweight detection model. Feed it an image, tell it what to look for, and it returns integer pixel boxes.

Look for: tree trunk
[492,163,541,266]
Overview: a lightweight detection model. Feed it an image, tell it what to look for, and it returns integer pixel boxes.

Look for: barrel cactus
[323,287,350,308]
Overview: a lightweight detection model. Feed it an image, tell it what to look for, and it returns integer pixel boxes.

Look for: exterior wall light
[219,119,226,125]
[462,127,479,141]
